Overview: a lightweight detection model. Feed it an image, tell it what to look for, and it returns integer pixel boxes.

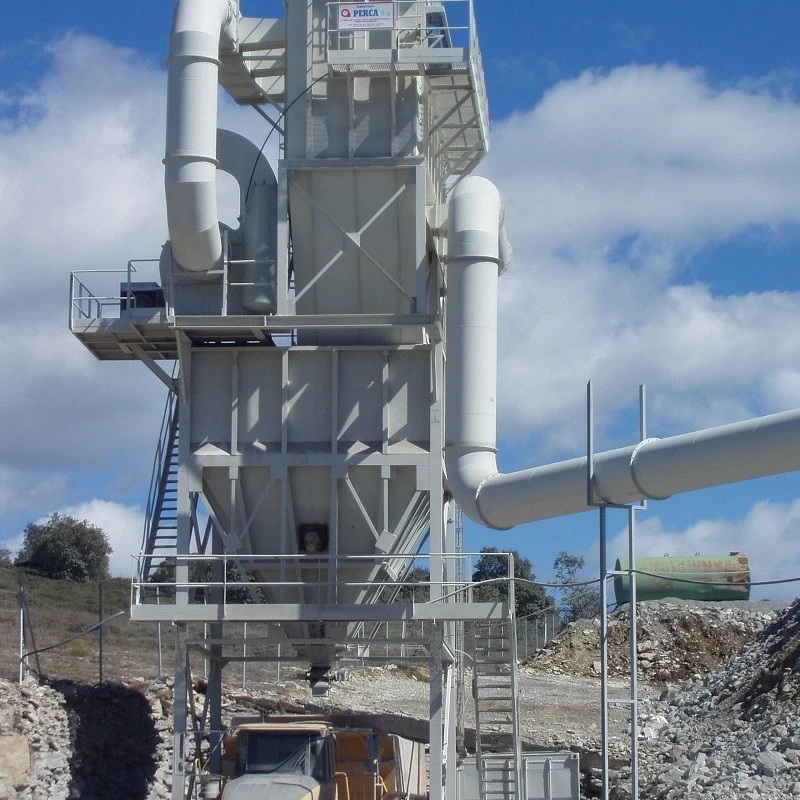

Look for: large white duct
[444,176,800,529]
[216,129,277,312]
[165,0,240,273]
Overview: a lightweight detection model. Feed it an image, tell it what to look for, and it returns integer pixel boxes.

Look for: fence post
[98,581,104,684]
[18,571,27,684]
[524,621,528,660]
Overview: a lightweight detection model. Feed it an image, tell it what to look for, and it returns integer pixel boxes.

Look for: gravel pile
[0,678,173,800]
[525,600,777,683]
[611,598,800,799]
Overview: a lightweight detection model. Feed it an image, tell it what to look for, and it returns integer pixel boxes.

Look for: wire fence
[517,610,560,660]
[0,568,564,687]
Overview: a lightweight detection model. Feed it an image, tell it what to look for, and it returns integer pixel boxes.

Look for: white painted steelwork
[445,176,800,529]
[69,1,800,797]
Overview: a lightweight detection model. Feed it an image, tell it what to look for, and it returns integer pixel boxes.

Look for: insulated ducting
[165,0,240,273]
[444,176,800,529]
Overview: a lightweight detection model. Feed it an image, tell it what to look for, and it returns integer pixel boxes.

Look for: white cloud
[57,499,145,578]
[483,65,800,455]
[0,467,67,520]
[487,64,800,255]
[0,34,170,497]
[0,34,281,546]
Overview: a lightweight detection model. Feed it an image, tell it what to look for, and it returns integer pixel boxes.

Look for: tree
[553,550,601,623]
[472,547,554,620]
[0,548,12,568]
[150,556,265,603]
[393,565,430,603]
[15,513,111,582]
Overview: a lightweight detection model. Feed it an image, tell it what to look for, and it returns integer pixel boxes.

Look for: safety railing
[131,551,516,610]
[69,259,164,327]
[69,255,281,326]
[326,0,475,68]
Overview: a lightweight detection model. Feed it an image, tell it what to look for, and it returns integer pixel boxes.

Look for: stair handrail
[139,378,179,581]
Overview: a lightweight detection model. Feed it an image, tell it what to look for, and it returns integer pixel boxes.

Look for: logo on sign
[337,2,394,31]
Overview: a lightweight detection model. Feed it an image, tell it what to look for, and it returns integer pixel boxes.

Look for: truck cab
[220,717,426,800]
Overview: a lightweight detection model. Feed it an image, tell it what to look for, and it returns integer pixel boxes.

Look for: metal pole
[98,581,104,684]
[242,622,247,690]
[277,641,281,682]
[600,506,609,800]
[629,383,645,800]
[157,587,163,677]
[204,622,208,680]
[18,571,26,684]
[629,506,639,799]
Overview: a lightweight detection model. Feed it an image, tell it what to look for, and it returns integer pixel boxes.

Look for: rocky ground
[525,600,778,683]
[0,598,793,799]
[0,678,173,800]
[609,598,800,798]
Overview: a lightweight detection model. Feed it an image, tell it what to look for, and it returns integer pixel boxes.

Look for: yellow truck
[216,716,427,800]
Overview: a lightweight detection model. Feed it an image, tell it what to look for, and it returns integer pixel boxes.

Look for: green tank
[614,553,750,605]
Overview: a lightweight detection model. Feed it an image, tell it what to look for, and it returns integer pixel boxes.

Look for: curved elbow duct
[165,0,240,273]
[445,177,800,529]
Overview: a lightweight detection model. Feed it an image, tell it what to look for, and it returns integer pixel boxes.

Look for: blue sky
[2,2,800,602]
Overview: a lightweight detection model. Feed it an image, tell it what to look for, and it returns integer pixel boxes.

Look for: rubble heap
[0,678,173,800]
[525,600,777,683]
[612,598,800,799]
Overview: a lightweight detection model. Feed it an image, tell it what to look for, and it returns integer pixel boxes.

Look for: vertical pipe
[98,581,104,684]
[600,507,609,800]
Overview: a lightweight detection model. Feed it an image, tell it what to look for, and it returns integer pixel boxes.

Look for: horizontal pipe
[444,176,800,529]
[476,408,800,528]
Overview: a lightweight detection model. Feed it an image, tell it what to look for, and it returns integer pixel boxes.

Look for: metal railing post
[157,586,164,677]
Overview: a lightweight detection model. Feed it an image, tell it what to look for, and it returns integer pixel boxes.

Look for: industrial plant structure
[69,1,800,798]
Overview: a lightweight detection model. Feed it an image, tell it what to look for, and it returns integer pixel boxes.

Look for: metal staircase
[472,620,522,800]
[140,388,179,581]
